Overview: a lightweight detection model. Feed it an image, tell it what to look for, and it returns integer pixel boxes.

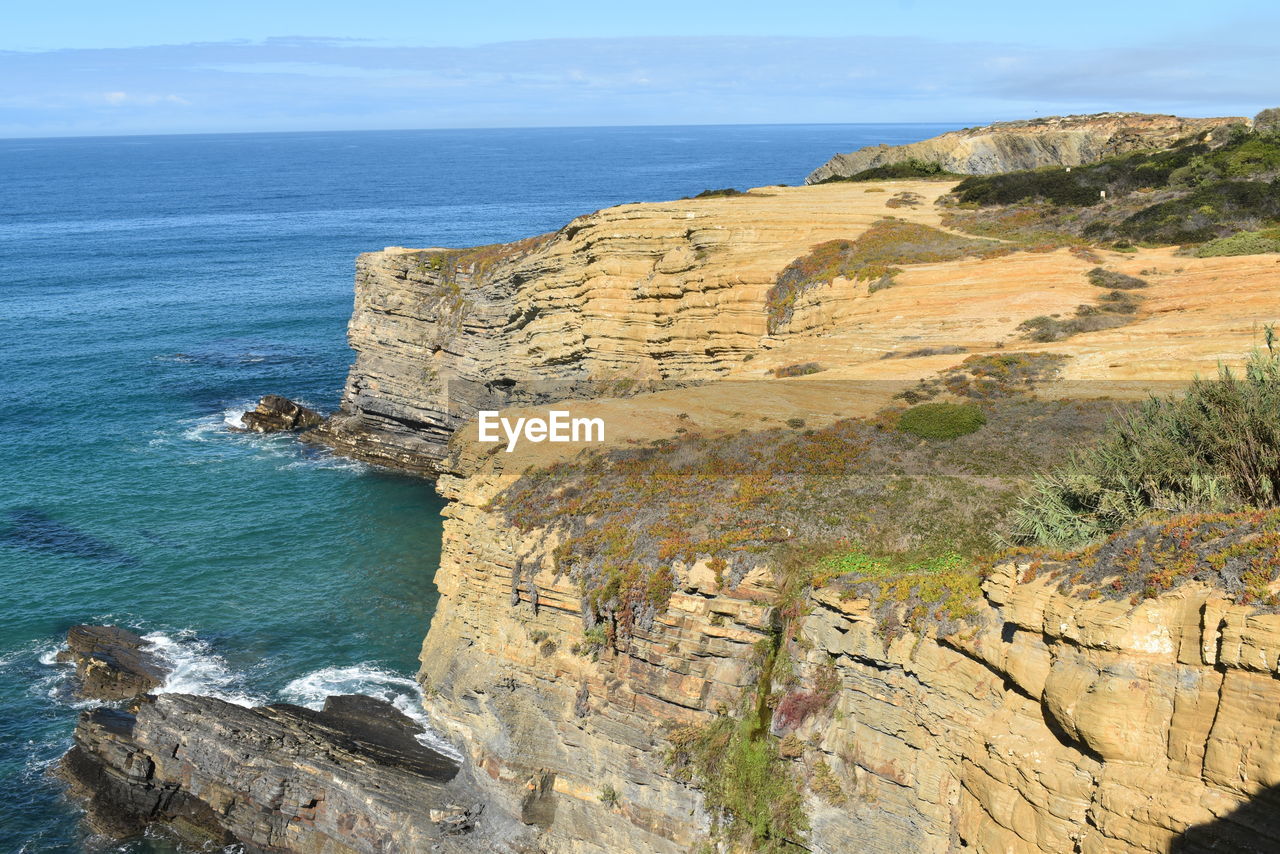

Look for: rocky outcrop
[417,460,1280,853]
[309,179,1275,477]
[303,166,1280,853]
[56,625,167,701]
[805,113,1245,183]
[60,692,531,853]
[237,394,323,433]
[304,187,968,474]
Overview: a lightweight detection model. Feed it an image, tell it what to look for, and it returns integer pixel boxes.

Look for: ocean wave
[143,631,266,707]
[279,664,462,760]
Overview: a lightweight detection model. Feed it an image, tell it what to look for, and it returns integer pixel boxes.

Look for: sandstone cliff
[804,113,1245,183]
[298,172,1280,852]
[418,460,1280,852]
[309,180,1273,474]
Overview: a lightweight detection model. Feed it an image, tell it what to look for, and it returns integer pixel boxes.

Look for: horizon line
[0,119,985,143]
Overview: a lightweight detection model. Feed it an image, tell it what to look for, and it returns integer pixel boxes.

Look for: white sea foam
[279,664,462,760]
[223,406,248,430]
[143,631,265,707]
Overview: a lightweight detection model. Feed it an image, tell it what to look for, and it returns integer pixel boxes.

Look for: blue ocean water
[0,123,954,852]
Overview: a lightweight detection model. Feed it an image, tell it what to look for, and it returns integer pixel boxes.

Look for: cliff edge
[805,113,1245,183]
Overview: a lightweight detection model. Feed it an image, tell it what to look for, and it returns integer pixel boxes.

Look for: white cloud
[99,91,190,106]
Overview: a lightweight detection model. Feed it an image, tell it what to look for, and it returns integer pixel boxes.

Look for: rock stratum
[56,624,168,702]
[73,154,1280,851]
[60,692,533,853]
[419,477,1280,853]
[804,113,1245,183]
[301,172,1280,852]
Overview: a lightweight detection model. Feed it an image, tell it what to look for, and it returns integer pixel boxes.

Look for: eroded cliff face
[314,178,1280,852]
[310,180,1272,473]
[805,113,1245,183]
[419,457,1280,853]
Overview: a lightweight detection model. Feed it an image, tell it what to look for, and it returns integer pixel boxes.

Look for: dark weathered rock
[55,625,168,701]
[60,692,528,853]
[237,394,323,433]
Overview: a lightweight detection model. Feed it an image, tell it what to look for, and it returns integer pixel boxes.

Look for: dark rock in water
[60,692,517,853]
[236,394,323,433]
[56,625,168,702]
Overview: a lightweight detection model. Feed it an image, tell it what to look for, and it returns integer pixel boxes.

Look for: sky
[1,0,1276,137]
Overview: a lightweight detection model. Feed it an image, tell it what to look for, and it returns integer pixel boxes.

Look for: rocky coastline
[59,113,1280,853]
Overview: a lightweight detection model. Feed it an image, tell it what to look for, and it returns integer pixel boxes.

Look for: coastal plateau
[65,114,1280,853]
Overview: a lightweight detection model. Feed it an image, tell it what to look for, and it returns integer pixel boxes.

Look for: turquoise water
[0,124,953,851]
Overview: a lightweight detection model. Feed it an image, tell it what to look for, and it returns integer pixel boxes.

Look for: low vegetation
[815,158,961,183]
[1012,350,1280,547]
[885,191,925,208]
[766,219,1007,332]
[684,188,747,199]
[897,352,1069,403]
[945,117,1280,247]
[667,671,809,852]
[1011,509,1280,611]
[772,362,823,378]
[897,402,986,439]
[1017,289,1143,342]
[1191,227,1280,257]
[1086,267,1148,289]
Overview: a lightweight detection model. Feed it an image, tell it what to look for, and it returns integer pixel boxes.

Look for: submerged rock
[237,394,323,433]
[60,692,509,852]
[56,625,168,702]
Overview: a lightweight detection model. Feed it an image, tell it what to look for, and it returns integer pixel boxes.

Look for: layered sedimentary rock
[56,625,167,701]
[309,180,1272,474]
[60,692,528,852]
[419,457,1280,853]
[805,113,1245,183]
[305,175,1280,852]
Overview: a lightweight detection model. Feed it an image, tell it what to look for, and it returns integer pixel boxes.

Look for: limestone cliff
[805,113,1245,183]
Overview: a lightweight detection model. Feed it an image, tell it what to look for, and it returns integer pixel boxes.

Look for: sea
[0,123,955,852]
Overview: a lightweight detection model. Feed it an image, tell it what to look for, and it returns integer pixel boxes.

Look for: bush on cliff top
[1012,350,1280,547]
[897,402,986,440]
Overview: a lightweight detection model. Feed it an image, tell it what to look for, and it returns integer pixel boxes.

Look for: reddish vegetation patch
[1012,509,1280,607]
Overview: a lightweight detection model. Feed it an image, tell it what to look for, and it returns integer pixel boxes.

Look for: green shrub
[817,158,960,183]
[1103,180,1280,244]
[1086,267,1148,289]
[898,402,987,439]
[667,715,808,853]
[1012,350,1280,547]
[1194,229,1280,257]
[949,128,1280,247]
[1257,108,1280,134]
[685,188,746,199]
